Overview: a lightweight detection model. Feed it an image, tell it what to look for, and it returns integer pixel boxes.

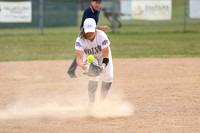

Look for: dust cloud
[0,88,133,120]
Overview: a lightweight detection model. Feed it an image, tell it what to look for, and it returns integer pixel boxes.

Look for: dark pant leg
[67,56,77,74]
[100,81,112,101]
[88,81,98,103]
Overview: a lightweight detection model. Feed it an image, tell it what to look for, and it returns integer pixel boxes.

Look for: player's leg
[84,55,100,103]
[100,81,112,100]
[101,47,113,100]
[67,56,77,78]
[88,79,98,103]
[88,66,100,103]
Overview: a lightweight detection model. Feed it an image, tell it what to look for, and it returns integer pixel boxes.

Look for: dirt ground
[0,58,199,133]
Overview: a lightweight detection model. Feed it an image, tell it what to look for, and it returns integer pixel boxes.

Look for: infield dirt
[0,58,199,133]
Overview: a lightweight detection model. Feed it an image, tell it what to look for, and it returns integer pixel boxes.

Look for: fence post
[184,0,188,32]
[39,0,44,34]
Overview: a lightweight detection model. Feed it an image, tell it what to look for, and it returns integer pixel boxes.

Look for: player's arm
[76,50,87,71]
[96,25,110,31]
[101,46,109,68]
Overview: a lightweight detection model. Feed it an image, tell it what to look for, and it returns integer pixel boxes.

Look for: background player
[75,18,113,103]
[67,0,110,78]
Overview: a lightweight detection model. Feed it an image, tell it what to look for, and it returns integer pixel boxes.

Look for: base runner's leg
[100,81,112,101]
[88,80,98,103]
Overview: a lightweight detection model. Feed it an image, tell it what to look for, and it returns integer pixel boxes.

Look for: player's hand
[97,26,110,31]
[79,62,88,71]
[84,62,103,77]
[99,65,105,73]
[101,26,110,31]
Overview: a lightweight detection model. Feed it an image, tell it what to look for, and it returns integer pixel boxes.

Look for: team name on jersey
[84,45,101,55]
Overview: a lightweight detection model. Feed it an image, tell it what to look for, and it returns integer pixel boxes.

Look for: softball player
[68,0,109,78]
[75,18,113,103]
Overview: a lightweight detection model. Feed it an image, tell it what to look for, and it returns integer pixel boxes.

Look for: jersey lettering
[84,45,101,55]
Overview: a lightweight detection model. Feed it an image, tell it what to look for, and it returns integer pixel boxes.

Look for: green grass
[109,31,200,58]
[0,0,200,61]
[0,30,199,61]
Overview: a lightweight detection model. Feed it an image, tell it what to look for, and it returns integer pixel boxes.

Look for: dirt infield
[0,58,199,133]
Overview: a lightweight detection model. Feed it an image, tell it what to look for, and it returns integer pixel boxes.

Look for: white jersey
[75,30,110,59]
[75,29,113,82]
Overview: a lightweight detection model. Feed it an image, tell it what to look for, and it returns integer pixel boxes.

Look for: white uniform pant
[83,47,113,82]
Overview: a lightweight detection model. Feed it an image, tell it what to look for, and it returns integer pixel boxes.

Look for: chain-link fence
[0,0,78,28]
[0,0,199,33]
